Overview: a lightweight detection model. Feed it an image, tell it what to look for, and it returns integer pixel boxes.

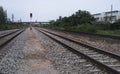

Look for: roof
[93,13,101,16]
[105,10,119,14]
[92,10,120,15]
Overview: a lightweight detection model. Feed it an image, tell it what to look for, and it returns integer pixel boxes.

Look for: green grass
[97,30,120,36]
[43,23,97,33]
[42,24,120,36]
[0,24,28,30]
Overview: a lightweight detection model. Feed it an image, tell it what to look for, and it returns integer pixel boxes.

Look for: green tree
[51,10,95,26]
[45,10,96,31]
[0,6,7,29]
[72,10,95,25]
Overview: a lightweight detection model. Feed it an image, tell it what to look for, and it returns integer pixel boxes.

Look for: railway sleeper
[89,69,106,74]
[89,54,103,57]
[109,64,120,69]
[37,29,120,74]
[83,64,93,68]
[99,60,117,63]
[93,57,112,60]
[85,52,98,55]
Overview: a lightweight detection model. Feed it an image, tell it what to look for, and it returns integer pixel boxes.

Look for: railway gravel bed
[0,27,117,74]
[17,28,58,74]
[0,29,27,73]
[41,28,120,55]
[0,28,58,74]
[35,28,108,74]
[38,29,120,73]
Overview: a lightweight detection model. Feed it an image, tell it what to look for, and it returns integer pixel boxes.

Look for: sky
[0,0,120,22]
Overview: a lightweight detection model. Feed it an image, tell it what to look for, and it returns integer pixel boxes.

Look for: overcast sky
[0,0,120,22]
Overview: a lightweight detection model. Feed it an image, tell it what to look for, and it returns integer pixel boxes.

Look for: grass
[42,24,120,36]
[0,24,28,30]
[97,30,120,36]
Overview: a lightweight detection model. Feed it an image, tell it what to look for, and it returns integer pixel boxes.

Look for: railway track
[39,28,120,56]
[0,29,25,49]
[36,28,120,74]
[0,29,20,39]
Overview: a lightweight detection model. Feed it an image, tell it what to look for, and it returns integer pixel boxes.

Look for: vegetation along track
[0,29,25,49]
[51,29,120,40]
[36,27,120,74]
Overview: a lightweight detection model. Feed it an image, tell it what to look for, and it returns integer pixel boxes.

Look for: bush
[111,19,120,30]
[75,24,97,33]
[0,24,27,30]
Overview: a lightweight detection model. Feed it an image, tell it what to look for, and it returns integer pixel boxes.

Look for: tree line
[50,10,95,26]
[0,6,27,30]
[43,10,120,33]
[0,6,7,29]
[43,10,97,33]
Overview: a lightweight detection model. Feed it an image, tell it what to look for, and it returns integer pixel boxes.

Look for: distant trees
[50,10,95,26]
[0,6,7,30]
[0,6,7,29]
[43,10,97,32]
[110,19,120,30]
[70,10,95,25]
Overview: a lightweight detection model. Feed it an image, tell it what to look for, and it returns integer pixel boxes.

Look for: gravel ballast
[17,28,58,74]
[35,28,107,74]
[43,29,120,55]
[0,28,58,74]
[0,27,109,74]
[0,29,27,73]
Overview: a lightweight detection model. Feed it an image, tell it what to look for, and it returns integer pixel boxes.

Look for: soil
[17,28,59,74]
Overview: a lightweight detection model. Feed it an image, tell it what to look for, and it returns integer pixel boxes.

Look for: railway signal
[30,13,32,18]
[30,13,33,24]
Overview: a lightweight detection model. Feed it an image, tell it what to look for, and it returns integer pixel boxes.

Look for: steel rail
[0,29,20,39]
[41,28,120,60]
[36,28,120,74]
[0,29,25,49]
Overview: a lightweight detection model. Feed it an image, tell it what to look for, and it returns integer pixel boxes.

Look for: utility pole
[4,10,7,24]
[12,14,14,22]
[20,18,22,23]
[111,4,113,23]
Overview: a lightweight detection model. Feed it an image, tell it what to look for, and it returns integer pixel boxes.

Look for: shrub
[75,24,97,33]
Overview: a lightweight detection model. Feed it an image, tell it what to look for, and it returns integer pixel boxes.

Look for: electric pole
[111,4,113,23]
[12,14,14,22]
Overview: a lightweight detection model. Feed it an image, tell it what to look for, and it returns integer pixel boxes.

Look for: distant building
[93,10,120,23]
[41,22,50,24]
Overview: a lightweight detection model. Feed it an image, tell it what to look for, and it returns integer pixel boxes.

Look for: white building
[93,10,120,23]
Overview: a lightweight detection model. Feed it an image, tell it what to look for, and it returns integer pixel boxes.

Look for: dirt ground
[17,28,59,74]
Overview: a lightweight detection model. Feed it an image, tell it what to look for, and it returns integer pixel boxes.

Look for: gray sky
[0,0,120,22]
